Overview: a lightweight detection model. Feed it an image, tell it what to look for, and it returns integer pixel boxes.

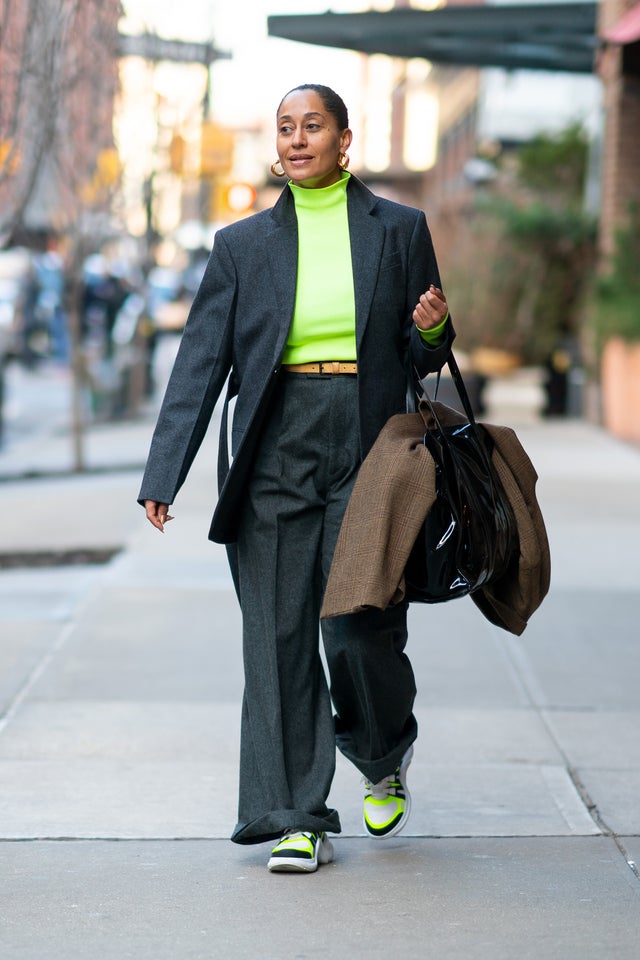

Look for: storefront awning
[603,2,640,45]
[267,3,598,74]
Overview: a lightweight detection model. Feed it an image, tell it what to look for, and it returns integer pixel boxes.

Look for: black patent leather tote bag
[404,353,518,604]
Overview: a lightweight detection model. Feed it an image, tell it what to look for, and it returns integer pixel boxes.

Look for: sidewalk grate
[0,547,122,570]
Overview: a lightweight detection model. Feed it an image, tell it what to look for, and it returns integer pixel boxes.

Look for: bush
[595,203,640,346]
[443,125,597,367]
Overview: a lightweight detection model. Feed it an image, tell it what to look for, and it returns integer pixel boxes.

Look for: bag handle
[416,351,478,429]
[418,351,495,475]
[445,352,477,426]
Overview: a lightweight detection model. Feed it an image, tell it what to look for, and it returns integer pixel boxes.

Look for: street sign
[118,32,231,65]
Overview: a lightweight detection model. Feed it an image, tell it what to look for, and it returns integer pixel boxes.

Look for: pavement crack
[566,766,611,834]
[567,768,640,885]
[0,619,76,735]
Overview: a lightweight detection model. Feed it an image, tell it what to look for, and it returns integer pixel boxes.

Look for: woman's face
[276,89,352,189]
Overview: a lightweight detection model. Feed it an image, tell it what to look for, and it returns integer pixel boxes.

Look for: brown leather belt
[282,361,358,375]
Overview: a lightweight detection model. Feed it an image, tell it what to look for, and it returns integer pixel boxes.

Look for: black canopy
[267,4,598,74]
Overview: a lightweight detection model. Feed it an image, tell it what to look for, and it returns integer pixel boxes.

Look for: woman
[139,84,453,873]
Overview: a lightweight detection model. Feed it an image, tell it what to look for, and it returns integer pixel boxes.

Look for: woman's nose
[292,127,307,146]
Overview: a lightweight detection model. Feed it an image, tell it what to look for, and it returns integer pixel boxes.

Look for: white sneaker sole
[268,837,334,873]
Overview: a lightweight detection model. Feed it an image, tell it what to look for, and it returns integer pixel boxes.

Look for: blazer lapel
[347,177,385,350]
[266,186,299,357]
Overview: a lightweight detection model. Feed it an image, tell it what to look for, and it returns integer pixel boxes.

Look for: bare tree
[0,0,121,245]
[1,0,64,242]
[1,0,122,469]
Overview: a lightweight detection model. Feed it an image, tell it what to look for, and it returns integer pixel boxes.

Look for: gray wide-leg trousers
[231,373,417,845]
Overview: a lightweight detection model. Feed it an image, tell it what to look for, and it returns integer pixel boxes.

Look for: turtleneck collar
[289,171,350,210]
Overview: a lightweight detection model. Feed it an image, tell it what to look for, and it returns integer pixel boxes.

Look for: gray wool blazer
[138,174,454,544]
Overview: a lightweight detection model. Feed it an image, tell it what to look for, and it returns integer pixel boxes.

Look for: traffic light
[209,180,257,222]
[225,182,257,213]
[169,134,185,174]
[0,138,20,174]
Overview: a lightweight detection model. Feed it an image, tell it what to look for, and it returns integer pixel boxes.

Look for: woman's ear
[341,128,353,154]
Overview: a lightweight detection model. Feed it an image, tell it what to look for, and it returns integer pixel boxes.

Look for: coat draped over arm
[320,402,550,636]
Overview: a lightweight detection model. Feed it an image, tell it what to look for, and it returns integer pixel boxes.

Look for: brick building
[597,0,640,257]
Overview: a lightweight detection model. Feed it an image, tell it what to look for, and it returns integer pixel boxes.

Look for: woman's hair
[277,84,349,130]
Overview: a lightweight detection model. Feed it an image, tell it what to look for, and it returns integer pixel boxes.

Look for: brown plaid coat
[320,403,550,636]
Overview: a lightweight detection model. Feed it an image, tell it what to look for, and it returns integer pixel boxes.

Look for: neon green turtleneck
[284,171,446,364]
[284,173,356,364]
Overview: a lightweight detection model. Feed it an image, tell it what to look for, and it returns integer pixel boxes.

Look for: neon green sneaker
[267,830,334,873]
[363,744,413,839]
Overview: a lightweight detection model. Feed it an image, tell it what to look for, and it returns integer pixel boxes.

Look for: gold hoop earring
[338,152,350,170]
[270,160,286,177]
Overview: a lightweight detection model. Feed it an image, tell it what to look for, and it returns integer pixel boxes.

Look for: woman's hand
[413,284,448,331]
[144,500,174,533]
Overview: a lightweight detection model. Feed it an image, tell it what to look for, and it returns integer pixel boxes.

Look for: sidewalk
[1,382,639,958]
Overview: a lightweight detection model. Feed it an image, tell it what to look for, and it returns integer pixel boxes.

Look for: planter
[601,337,640,443]
[470,347,522,378]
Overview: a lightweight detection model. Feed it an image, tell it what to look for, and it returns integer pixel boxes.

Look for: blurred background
[0,0,639,468]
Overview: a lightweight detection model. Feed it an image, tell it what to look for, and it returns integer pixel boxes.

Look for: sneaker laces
[363,770,401,800]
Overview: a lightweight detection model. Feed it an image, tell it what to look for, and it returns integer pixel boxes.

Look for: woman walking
[139,83,453,872]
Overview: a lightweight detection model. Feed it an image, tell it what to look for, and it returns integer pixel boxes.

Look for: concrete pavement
[1,364,639,959]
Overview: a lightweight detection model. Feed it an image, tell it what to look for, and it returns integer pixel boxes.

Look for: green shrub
[595,203,640,346]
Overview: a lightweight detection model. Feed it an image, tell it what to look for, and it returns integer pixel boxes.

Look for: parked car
[0,247,33,440]
[0,247,67,368]
[0,247,33,363]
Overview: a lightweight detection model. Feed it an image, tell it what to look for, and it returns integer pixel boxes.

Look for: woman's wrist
[416,311,449,344]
